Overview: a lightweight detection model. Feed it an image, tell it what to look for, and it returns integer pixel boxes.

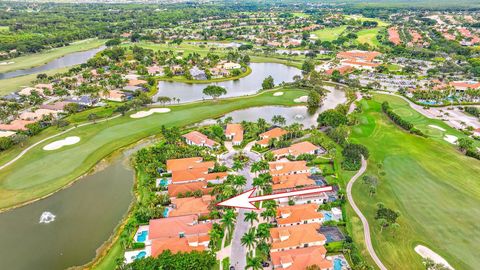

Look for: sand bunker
[428,125,446,132]
[43,136,80,151]
[0,61,14,65]
[414,245,454,269]
[443,135,458,144]
[294,96,308,103]
[130,108,171,118]
[273,92,284,96]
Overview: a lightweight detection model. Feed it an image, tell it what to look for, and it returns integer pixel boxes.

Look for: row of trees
[381,102,425,137]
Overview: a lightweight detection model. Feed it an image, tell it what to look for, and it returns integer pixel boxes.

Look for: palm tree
[272,115,286,126]
[221,209,236,236]
[244,211,259,226]
[260,207,276,222]
[256,240,271,261]
[232,160,244,172]
[250,160,268,176]
[246,254,263,270]
[256,223,271,241]
[241,227,257,254]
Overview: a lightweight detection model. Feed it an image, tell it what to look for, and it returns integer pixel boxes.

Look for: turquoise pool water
[136,251,147,260]
[163,208,170,217]
[323,211,332,221]
[159,179,168,187]
[334,258,343,270]
[136,230,148,243]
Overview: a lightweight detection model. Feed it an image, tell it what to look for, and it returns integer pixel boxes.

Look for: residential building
[450,81,480,91]
[336,50,381,62]
[167,181,212,198]
[19,109,58,121]
[269,161,309,177]
[169,195,213,217]
[270,223,326,252]
[272,174,316,193]
[101,90,125,102]
[271,141,324,159]
[225,123,244,145]
[275,204,324,227]
[182,131,218,148]
[0,120,35,131]
[189,66,207,80]
[166,157,214,173]
[270,246,332,270]
[257,127,288,147]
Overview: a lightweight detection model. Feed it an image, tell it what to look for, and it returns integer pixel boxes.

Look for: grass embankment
[0,88,307,211]
[158,66,252,84]
[349,94,480,269]
[0,38,105,73]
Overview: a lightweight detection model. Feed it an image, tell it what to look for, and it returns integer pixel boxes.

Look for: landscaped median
[0,88,308,211]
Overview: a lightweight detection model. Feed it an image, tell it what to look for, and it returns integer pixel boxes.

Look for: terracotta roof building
[148,215,211,257]
[167,181,212,198]
[257,127,288,147]
[270,223,326,252]
[169,195,213,217]
[276,204,324,227]
[182,131,218,148]
[337,50,381,62]
[271,246,332,270]
[271,141,324,159]
[0,120,35,131]
[269,161,309,177]
[450,81,480,91]
[225,124,244,145]
[272,174,316,193]
[166,157,214,173]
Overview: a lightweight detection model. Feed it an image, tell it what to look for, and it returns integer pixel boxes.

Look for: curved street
[346,157,388,270]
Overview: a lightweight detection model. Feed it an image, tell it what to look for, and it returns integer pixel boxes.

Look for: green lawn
[0,38,105,73]
[349,94,480,270]
[356,28,383,47]
[311,26,348,42]
[0,88,307,210]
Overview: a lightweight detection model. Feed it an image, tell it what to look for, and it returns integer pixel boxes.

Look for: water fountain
[39,212,56,224]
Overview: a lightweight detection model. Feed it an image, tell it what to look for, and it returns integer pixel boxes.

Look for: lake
[0,46,106,80]
[198,85,347,128]
[155,62,302,103]
[0,151,133,270]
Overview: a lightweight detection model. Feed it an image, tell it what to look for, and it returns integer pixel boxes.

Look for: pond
[154,62,302,103]
[0,150,134,270]
[0,46,106,80]
[198,85,347,127]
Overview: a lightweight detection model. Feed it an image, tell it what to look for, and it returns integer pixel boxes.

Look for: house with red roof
[270,223,327,252]
[183,131,218,148]
[169,195,213,217]
[276,204,324,227]
[225,123,244,145]
[271,246,332,270]
[271,141,324,159]
[257,127,288,147]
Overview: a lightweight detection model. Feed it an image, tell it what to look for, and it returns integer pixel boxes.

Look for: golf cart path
[346,157,388,270]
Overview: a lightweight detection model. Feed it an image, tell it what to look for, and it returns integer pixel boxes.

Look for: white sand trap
[294,96,308,103]
[0,61,14,65]
[443,135,458,144]
[415,245,454,269]
[43,136,80,151]
[273,92,284,96]
[428,125,446,132]
[130,108,171,118]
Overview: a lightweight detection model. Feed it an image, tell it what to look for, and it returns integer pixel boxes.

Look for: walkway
[219,140,261,269]
[346,157,388,270]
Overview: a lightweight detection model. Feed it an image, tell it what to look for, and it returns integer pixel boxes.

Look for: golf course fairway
[350,93,480,270]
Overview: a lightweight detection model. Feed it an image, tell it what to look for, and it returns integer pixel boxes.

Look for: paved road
[346,157,388,270]
[220,140,261,269]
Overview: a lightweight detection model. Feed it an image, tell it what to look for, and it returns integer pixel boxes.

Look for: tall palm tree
[232,160,244,172]
[256,223,271,241]
[250,160,268,176]
[221,209,236,236]
[244,211,259,226]
[246,254,263,270]
[241,227,257,254]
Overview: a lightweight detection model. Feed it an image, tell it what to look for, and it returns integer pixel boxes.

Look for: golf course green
[350,94,480,270]
[0,88,307,210]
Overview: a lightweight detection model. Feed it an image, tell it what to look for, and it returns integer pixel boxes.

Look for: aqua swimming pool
[334,258,342,270]
[136,230,148,242]
[136,251,147,260]
[163,208,170,217]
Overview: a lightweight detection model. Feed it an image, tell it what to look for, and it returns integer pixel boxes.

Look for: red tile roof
[225,124,244,143]
[169,195,213,217]
[183,131,218,148]
[271,246,331,270]
[269,161,309,176]
[276,204,323,225]
[271,141,320,158]
[0,120,35,131]
[270,223,326,251]
[168,181,212,198]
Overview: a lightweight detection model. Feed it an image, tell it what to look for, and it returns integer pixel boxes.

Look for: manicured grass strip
[0,39,106,73]
[0,88,307,210]
[0,67,70,96]
[158,66,252,84]
[349,93,480,270]
[356,27,383,47]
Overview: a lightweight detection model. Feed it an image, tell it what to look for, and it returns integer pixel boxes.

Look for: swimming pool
[334,258,342,270]
[323,211,333,221]
[136,251,147,260]
[159,179,168,187]
[163,208,170,217]
[136,230,148,243]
